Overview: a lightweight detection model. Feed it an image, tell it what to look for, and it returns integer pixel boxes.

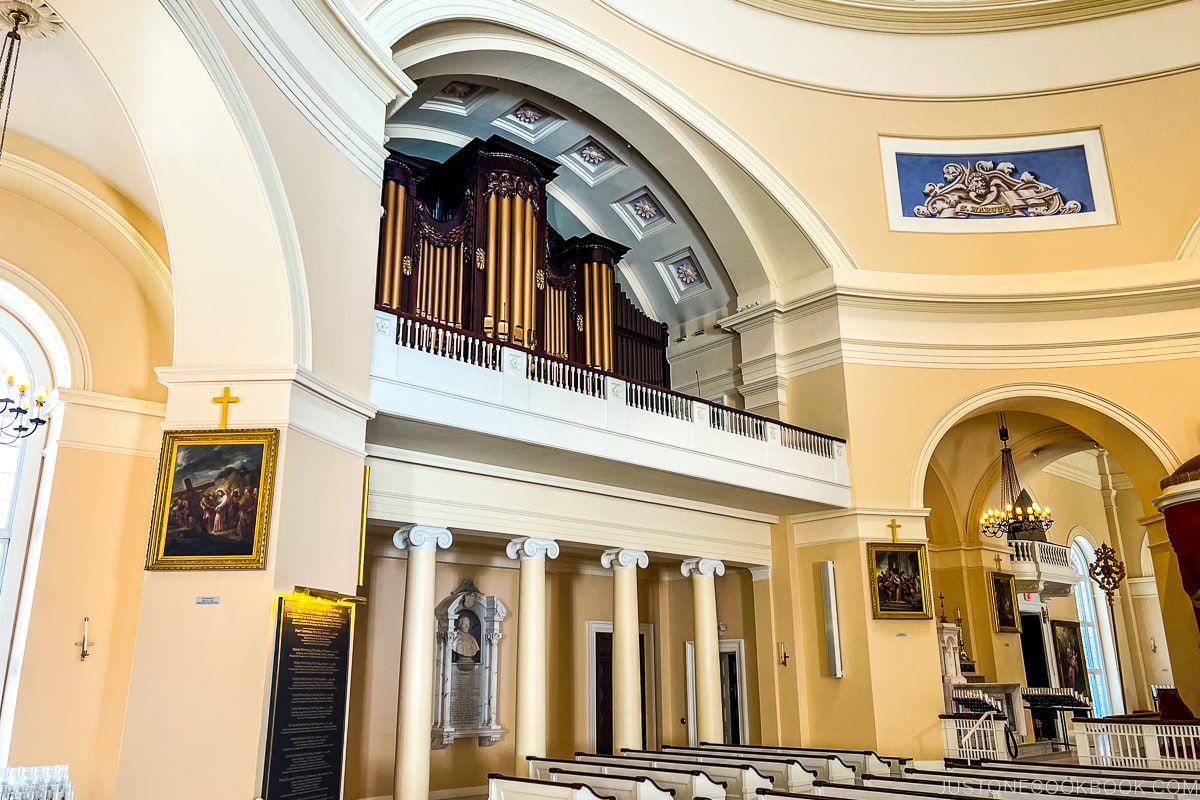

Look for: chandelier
[979,412,1053,539]
[0,2,64,164]
[0,374,47,443]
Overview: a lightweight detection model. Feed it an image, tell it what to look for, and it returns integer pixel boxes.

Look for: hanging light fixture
[0,373,47,443]
[0,2,64,164]
[979,412,1053,540]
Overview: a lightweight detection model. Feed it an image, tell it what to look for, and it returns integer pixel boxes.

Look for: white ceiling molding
[292,0,415,102]
[366,0,856,276]
[1041,453,1103,490]
[208,0,400,179]
[598,0,1200,101]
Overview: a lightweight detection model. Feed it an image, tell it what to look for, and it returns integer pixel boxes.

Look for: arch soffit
[53,0,311,369]
[911,383,1178,517]
[0,149,173,339]
[367,0,856,283]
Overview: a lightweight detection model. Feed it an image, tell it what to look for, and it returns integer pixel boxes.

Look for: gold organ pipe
[485,195,497,335]
[497,196,512,340]
[511,197,526,346]
[390,183,406,308]
[525,205,536,348]
[416,241,425,315]
[429,243,440,321]
[603,262,613,371]
[378,181,396,306]
[421,241,432,317]
[433,245,444,322]
[441,245,451,323]
[451,244,461,327]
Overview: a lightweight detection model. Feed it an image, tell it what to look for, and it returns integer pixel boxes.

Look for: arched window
[0,327,33,569]
[1070,538,1123,717]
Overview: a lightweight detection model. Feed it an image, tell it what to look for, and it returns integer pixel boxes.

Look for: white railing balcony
[369,311,850,511]
[1008,539,1080,598]
[1074,718,1200,770]
[941,713,1011,762]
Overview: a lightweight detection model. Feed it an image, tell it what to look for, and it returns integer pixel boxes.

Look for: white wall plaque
[432,580,507,749]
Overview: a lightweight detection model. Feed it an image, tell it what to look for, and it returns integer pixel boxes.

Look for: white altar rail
[1074,718,1200,769]
[941,713,1010,762]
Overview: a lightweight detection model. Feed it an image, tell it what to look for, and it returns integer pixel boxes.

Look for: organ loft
[375,135,671,388]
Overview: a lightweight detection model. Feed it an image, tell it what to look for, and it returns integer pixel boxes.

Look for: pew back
[489,774,614,800]
[703,743,902,777]
[629,747,812,792]
[546,768,673,800]
[544,756,726,800]
[577,752,770,800]
[690,744,854,783]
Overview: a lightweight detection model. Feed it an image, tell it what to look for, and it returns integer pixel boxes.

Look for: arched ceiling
[8,23,161,226]
[386,74,736,325]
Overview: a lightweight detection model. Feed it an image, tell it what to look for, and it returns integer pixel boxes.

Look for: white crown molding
[293,0,415,103]
[160,0,312,368]
[597,0,1200,101]
[54,388,166,457]
[1042,458,1103,490]
[209,0,402,180]
[156,364,376,420]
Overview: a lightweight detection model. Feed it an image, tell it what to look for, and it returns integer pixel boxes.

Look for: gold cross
[212,386,239,430]
[994,554,1004,571]
[887,518,902,543]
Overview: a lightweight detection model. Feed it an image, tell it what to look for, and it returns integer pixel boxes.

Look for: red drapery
[1163,498,1200,633]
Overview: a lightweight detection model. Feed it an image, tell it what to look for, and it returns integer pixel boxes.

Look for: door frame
[587,620,657,752]
[685,638,749,746]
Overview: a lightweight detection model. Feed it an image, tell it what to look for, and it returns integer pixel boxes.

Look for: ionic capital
[681,558,726,578]
[505,536,560,561]
[393,524,453,552]
[601,548,649,570]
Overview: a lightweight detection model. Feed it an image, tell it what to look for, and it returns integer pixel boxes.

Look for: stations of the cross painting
[887,518,902,543]
[212,386,240,429]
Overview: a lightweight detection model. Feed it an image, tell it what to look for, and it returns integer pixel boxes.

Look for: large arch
[52,0,310,370]
[367,0,855,298]
[911,383,1178,516]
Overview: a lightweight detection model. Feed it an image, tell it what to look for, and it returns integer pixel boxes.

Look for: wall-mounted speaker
[820,560,843,678]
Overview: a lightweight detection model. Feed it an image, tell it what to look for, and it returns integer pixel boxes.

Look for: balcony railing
[940,713,1011,762]
[1007,539,1079,598]
[1074,718,1200,770]
[371,309,851,507]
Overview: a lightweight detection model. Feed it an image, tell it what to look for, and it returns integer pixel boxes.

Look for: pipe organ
[376,136,671,388]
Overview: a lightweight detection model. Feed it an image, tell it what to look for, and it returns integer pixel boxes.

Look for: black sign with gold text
[262,596,353,800]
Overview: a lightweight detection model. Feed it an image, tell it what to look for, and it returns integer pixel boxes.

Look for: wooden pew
[630,746,815,793]
[530,756,726,800]
[543,767,675,800]
[488,774,615,800]
[700,743,907,778]
[688,744,857,783]
[577,751,772,800]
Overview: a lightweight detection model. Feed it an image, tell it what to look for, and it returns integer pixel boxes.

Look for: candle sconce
[778,641,790,667]
[75,617,93,661]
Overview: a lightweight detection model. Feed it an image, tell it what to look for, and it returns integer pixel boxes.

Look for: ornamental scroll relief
[915,160,1082,219]
[432,580,507,749]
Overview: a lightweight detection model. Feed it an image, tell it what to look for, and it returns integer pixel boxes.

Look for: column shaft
[692,572,722,744]
[515,555,547,771]
[612,564,641,752]
[395,546,438,799]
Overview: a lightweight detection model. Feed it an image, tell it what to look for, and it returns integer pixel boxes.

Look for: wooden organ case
[376,136,671,388]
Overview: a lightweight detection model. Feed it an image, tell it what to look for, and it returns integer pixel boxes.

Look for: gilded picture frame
[867,542,933,619]
[989,571,1022,633]
[1051,620,1090,698]
[145,429,279,570]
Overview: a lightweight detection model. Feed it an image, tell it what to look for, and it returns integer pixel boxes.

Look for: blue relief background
[897,145,1096,219]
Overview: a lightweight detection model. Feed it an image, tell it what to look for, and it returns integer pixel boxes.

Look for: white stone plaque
[431,580,506,748]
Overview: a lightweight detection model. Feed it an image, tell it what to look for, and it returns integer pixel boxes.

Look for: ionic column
[393,524,453,800]
[682,558,725,744]
[601,548,649,752]
[506,537,560,773]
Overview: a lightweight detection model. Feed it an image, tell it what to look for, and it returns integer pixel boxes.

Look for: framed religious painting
[145,429,279,570]
[1051,620,1091,698]
[989,571,1022,633]
[867,542,933,619]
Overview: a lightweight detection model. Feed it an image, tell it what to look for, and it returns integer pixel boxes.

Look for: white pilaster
[393,524,452,800]
[682,557,725,744]
[506,537,559,773]
[601,548,648,752]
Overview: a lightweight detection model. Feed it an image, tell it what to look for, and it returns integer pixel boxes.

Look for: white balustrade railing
[397,314,501,371]
[941,713,1010,762]
[0,765,73,799]
[1075,719,1200,770]
[1035,540,1072,568]
[527,353,606,398]
[1011,539,1034,562]
[377,311,849,494]
[627,382,692,421]
[708,405,767,441]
